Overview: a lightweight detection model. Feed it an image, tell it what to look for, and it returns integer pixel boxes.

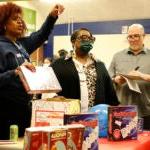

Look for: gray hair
[128,24,145,34]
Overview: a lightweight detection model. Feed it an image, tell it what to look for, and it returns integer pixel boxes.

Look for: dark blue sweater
[0,15,57,105]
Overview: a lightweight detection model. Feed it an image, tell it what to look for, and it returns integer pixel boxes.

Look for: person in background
[43,57,52,67]
[58,49,68,59]
[68,50,75,57]
[109,24,150,130]
[51,28,119,112]
[0,2,64,139]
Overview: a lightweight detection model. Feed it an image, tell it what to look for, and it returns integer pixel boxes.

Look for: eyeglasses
[76,35,95,43]
[127,34,144,40]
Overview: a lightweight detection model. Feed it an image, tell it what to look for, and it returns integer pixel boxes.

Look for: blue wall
[45,19,150,57]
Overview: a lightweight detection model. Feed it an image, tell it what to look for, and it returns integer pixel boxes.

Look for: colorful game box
[64,124,85,150]
[64,113,99,150]
[108,105,138,141]
[35,110,64,126]
[24,125,85,150]
[42,128,67,150]
[31,98,80,126]
[24,127,43,150]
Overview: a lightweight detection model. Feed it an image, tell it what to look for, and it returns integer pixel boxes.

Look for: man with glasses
[51,28,119,113]
[109,24,150,130]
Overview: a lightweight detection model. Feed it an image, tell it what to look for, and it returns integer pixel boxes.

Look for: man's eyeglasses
[127,34,144,40]
[76,35,95,43]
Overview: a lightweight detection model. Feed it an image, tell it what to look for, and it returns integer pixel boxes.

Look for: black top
[51,57,119,106]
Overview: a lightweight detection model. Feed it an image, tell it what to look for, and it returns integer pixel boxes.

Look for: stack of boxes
[24,125,85,150]
[24,96,140,149]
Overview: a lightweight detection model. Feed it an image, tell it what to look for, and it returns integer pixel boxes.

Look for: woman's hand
[50,4,65,18]
[15,62,36,76]
[21,62,36,72]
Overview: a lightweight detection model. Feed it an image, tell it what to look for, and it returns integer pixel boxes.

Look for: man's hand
[128,70,142,79]
[113,75,126,85]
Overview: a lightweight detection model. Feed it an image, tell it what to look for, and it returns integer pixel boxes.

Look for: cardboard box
[24,127,43,150]
[31,98,81,127]
[42,128,67,150]
[64,124,85,150]
[24,124,85,150]
[64,113,99,150]
[35,110,64,127]
[108,105,138,141]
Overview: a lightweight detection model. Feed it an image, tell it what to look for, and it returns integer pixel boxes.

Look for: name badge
[16,53,22,58]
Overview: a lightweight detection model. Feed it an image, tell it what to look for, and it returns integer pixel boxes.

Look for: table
[0,131,149,150]
[99,131,150,150]
[0,139,23,150]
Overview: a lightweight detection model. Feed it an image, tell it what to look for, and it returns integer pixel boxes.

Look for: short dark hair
[0,2,26,35]
[70,28,93,42]
[58,49,68,54]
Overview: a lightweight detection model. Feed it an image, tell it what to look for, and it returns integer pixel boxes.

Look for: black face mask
[80,41,93,54]
[59,52,67,59]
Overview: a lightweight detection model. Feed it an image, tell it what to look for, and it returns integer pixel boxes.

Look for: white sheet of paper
[20,66,62,92]
[122,76,141,93]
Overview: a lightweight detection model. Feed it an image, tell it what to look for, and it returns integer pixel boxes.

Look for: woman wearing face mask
[51,28,119,112]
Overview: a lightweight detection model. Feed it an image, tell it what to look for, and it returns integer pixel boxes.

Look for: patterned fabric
[84,63,97,108]
[51,56,119,107]
[72,55,97,111]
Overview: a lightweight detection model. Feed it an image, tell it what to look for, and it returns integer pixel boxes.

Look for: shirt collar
[126,47,147,55]
[70,52,98,62]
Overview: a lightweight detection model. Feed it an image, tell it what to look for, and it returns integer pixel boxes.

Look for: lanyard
[13,42,30,62]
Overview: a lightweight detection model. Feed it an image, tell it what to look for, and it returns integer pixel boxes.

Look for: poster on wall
[22,7,39,65]
[22,7,36,35]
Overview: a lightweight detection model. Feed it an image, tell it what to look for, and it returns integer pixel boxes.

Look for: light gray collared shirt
[109,47,150,117]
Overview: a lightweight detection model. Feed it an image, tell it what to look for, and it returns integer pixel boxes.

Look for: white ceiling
[30,0,150,23]
[16,0,150,24]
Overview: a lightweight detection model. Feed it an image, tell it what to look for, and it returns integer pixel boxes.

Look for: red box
[64,124,85,150]
[24,127,43,150]
[42,128,67,150]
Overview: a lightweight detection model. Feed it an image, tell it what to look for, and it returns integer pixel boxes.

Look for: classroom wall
[50,19,150,68]
[53,34,150,68]
[3,1,150,66]
[13,0,150,29]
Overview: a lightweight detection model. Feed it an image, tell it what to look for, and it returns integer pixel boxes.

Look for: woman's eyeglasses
[76,35,95,43]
